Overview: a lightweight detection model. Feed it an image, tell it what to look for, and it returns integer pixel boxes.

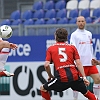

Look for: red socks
[85,90,97,100]
[41,90,51,100]
[0,71,6,77]
[41,90,97,100]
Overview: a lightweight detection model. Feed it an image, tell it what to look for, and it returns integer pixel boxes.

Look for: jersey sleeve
[45,47,52,61]
[70,33,76,47]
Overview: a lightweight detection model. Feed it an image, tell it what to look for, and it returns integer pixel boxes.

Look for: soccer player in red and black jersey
[40,28,98,100]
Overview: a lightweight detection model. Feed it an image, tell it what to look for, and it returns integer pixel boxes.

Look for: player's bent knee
[94,77,100,84]
[40,85,47,92]
[40,85,43,90]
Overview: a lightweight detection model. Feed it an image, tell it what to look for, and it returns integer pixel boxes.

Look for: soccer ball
[0,25,13,39]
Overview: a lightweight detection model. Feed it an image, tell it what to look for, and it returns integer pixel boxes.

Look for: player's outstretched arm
[75,59,90,86]
[44,61,54,80]
[0,40,18,50]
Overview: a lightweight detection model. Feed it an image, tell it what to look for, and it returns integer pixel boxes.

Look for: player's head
[54,28,68,42]
[76,16,86,29]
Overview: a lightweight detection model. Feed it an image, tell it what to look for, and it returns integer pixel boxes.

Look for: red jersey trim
[0,52,9,54]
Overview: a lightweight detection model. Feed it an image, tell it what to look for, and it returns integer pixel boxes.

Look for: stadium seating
[10,10,21,20]
[46,18,57,24]
[80,9,90,18]
[56,9,67,19]
[69,9,78,18]
[10,19,22,36]
[34,18,47,35]
[44,0,55,11]
[66,0,78,18]
[0,19,11,25]
[90,0,100,16]
[57,18,68,24]
[86,17,92,23]
[2,0,100,26]
[44,9,56,20]
[33,9,44,20]
[69,17,77,24]
[32,1,43,11]
[22,10,33,20]
[78,0,90,15]
[45,18,57,35]
[92,8,100,18]
[78,0,90,10]
[34,18,45,25]
[66,0,78,10]
[11,19,22,25]
[55,0,66,11]
[23,19,34,25]
[23,19,35,36]
[90,0,100,9]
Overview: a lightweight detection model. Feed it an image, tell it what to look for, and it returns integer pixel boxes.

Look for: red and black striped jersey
[45,42,80,82]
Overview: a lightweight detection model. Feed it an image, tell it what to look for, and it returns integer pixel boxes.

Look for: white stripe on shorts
[48,78,57,87]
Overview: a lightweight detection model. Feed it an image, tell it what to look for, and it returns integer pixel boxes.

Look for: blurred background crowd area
[0,0,100,36]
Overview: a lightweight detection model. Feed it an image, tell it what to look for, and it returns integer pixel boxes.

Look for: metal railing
[11,24,100,36]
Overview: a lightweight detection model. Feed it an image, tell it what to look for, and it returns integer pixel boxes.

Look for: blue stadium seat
[22,10,33,20]
[56,9,67,19]
[46,18,57,24]
[69,9,78,18]
[92,8,100,18]
[33,9,44,20]
[10,10,21,20]
[44,9,56,19]
[80,9,90,18]
[57,18,68,24]
[11,19,22,36]
[32,1,43,11]
[23,19,35,36]
[69,18,77,24]
[0,19,11,25]
[55,0,66,11]
[46,18,57,35]
[34,18,45,25]
[34,18,46,35]
[11,19,22,25]
[23,19,34,25]
[44,0,55,11]
[86,17,92,23]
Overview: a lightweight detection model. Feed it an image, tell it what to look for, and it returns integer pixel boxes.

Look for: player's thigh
[43,78,70,92]
[71,78,87,94]
[90,73,100,83]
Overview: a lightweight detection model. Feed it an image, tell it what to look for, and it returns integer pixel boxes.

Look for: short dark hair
[55,28,68,42]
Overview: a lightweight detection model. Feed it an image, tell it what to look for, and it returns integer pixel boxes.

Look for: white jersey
[70,29,93,66]
[0,37,9,71]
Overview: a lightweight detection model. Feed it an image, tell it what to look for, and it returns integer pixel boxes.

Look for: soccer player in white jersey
[70,16,100,100]
[0,37,17,77]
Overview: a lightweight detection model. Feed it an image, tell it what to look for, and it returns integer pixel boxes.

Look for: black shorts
[43,78,87,94]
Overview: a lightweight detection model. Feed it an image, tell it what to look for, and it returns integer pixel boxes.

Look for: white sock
[93,84,100,98]
[73,90,78,100]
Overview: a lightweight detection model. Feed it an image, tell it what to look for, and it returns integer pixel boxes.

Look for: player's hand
[48,75,54,82]
[10,43,18,49]
[83,77,90,86]
[91,59,99,65]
